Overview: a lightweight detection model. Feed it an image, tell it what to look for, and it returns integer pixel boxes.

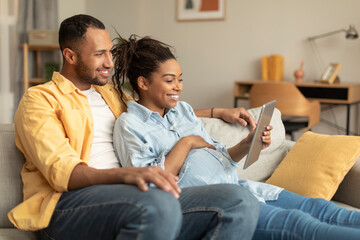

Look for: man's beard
[75,57,107,86]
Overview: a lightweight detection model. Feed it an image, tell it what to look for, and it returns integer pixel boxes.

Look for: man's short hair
[59,14,105,52]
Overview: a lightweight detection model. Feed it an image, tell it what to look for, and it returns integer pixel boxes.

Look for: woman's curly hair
[111,34,176,106]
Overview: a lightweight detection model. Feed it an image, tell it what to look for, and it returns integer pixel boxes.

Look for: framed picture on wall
[320,63,342,84]
[177,0,226,21]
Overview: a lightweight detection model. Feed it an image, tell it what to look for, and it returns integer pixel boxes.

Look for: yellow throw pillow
[266,131,360,200]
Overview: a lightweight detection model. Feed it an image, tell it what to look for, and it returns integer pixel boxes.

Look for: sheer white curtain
[13,0,59,116]
[0,0,18,123]
[0,0,58,123]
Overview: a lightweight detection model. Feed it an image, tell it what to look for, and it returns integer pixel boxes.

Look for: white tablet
[243,100,277,169]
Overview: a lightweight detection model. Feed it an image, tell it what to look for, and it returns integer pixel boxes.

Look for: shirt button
[170,126,174,130]
[219,158,223,161]
[228,175,231,179]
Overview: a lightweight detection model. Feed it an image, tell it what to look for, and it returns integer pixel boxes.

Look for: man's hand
[68,164,181,199]
[217,108,257,129]
[119,166,181,198]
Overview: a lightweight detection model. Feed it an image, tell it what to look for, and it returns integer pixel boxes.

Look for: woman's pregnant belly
[177,148,234,188]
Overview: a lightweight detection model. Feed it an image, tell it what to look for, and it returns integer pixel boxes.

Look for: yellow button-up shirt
[9,72,129,230]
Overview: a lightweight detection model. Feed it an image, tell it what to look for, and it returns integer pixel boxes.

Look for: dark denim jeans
[40,184,259,240]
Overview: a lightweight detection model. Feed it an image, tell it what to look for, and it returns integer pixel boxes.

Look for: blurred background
[1,0,359,137]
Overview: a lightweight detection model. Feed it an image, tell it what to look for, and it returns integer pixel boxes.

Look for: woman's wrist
[212,108,226,119]
[180,136,193,150]
[228,138,252,162]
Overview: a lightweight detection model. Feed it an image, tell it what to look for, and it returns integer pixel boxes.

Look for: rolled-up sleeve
[15,89,86,193]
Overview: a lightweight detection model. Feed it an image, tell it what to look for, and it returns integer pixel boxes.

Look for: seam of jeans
[40,229,56,240]
[136,207,145,240]
[255,228,303,240]
[210,211,222,240]
[54,200,142,214]
[182,206,223,214]
[182,207,223,240]
[317,216,360,226]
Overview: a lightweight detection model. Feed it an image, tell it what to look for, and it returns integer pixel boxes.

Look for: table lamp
[307,25,358,82]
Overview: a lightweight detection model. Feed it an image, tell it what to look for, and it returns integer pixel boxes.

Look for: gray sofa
[1,108,359,240]
[0,124,38,240]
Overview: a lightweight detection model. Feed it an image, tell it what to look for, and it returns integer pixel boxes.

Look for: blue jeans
[40,184,259,240]
[253,190,360,240]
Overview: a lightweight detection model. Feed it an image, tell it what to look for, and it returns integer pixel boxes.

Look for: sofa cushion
[0,228,38,240]
[333,157,360,208]
[0,124,25,228]
[201,107,291,182]
[266,131,360,200]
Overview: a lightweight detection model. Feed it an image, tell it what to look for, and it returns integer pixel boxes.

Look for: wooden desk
[234,80,360,135]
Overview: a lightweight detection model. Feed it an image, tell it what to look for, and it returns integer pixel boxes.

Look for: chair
[249,82,321,140]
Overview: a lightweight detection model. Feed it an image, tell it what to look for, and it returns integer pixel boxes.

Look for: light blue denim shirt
[113,100,283,202]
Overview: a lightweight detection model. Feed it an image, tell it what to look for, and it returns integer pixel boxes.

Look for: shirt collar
[127,101,178,122]
[51,72,102,96]
[166,107,177,115]
[52,72,80,95]
[52,72,128,118]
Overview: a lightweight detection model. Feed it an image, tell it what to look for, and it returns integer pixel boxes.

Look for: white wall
[79,0,360,135]
[58,0,86,25]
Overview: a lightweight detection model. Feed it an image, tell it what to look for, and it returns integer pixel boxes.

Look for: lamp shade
[345,25,358,39]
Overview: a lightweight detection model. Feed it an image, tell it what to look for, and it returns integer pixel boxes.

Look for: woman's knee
[191,184,259,223]
[218,184,259,210]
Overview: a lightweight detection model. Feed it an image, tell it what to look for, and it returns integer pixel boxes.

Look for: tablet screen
[243,100,276,169]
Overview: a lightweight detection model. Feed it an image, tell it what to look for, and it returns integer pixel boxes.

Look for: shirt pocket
[143,128,178,154]
[174,116,202,137]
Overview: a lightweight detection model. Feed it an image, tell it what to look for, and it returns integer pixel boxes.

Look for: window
[0,0,18,123]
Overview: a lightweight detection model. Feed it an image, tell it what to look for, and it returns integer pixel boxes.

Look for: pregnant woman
[112,34,360,240]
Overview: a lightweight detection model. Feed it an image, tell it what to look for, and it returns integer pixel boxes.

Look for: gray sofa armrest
[0,124,25,229]
[0,124,39,239]
[333,157,360,209]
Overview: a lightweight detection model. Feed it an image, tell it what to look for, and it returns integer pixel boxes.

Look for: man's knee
[115,187,182,240]
[138,188,183,230]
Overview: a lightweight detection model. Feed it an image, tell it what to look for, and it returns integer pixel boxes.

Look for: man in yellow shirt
[10,14,259,240]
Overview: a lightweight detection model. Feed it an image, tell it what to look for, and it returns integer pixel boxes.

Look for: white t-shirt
[82,87,120,169]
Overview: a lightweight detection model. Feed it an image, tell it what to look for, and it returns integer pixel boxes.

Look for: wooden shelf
[27,45,60,50]
[23,43,60,91]
[28,78,47,84]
